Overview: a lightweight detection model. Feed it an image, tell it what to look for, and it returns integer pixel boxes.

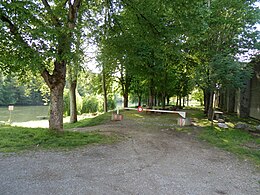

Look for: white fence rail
[124,107,186,118]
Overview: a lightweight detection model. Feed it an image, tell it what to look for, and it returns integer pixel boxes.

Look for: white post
[8,105,14,123]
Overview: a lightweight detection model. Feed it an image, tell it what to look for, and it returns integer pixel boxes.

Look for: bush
[107,97,116,110]
[82,96,99,113]
[82,96,116,113]
[63,89,83,116]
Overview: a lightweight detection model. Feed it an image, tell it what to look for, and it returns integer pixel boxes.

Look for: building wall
[238,81,251,118]
[249,63,260,120]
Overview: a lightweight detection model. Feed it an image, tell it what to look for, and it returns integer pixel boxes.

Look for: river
[0,105,49,123]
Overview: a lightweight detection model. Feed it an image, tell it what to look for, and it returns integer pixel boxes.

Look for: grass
[199,126,260,167]
[64,112,111,129]
[0,113,117,153]
[193,108,260,168]
[166,107,260,167]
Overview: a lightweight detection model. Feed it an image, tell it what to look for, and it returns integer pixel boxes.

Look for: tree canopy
[96,0,259,111]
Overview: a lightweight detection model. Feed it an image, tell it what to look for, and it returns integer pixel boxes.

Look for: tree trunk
[41,61,66,131]
[123,92,128,108]
[219,91,224,110]
[148,79,154,108]
[148,94,154,108]
[203,89,210,114]
[138,95,142,107]
[162,93,166,109]
[207,90,214,120]
[69,80,77,123]
[102,70,108,112]
[179,96,182,107]
[124,73,131,108]
[123,77,130,108]
[49,82,65,131]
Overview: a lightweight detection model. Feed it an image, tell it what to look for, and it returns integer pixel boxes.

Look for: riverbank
[11,114,95,128]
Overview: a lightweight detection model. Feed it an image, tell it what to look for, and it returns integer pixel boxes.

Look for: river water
[0,105,93,128]
[0,105,49,123]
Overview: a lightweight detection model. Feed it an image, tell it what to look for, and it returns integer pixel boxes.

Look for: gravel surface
[0,115,259,195]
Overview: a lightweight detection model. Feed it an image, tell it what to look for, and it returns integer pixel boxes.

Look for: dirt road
[0,113,259,194]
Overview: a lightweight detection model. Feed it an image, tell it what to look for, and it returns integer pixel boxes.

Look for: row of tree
[0,0,259,131]
[0,74,45,106]
[97,0,259,119]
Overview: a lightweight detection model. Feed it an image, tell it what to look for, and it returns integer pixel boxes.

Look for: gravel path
[0,115,259,195]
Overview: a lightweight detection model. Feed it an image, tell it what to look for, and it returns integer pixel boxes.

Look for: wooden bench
[213,111,224,120]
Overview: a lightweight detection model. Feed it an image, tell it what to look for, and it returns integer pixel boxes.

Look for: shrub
[82,96,99,113]
[107,97,116,110]
[81,96,116,113]
[63,89,83,116]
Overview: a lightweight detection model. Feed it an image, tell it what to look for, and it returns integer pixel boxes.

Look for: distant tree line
[0,73,46,106]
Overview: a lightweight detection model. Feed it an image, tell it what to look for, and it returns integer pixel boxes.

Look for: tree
[0,73,45,106]
[67,26,84,123]
[191,0,259,118]
[0,0,82,131]
[96,0,204,108]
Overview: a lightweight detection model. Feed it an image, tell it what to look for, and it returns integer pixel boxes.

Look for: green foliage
[0,126,116,153]
[107,96,116,110]
[209,54,253,90]
[191,88,204,106]
[0,73,45,106]
[81,95,115,113]
[82,96,99,114]
[63,88,83,116]
[1,0,259,126]
[96,0,259,108]
[0,0,87,130]
[193,0,259,89]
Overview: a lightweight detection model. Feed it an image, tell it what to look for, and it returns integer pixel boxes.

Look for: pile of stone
[217,118,228,129]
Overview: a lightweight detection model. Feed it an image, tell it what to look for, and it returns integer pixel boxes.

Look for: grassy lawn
[0,112,116,153]
[64,112,111,129]
[199,126,260,166]
[189,108,260,167]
